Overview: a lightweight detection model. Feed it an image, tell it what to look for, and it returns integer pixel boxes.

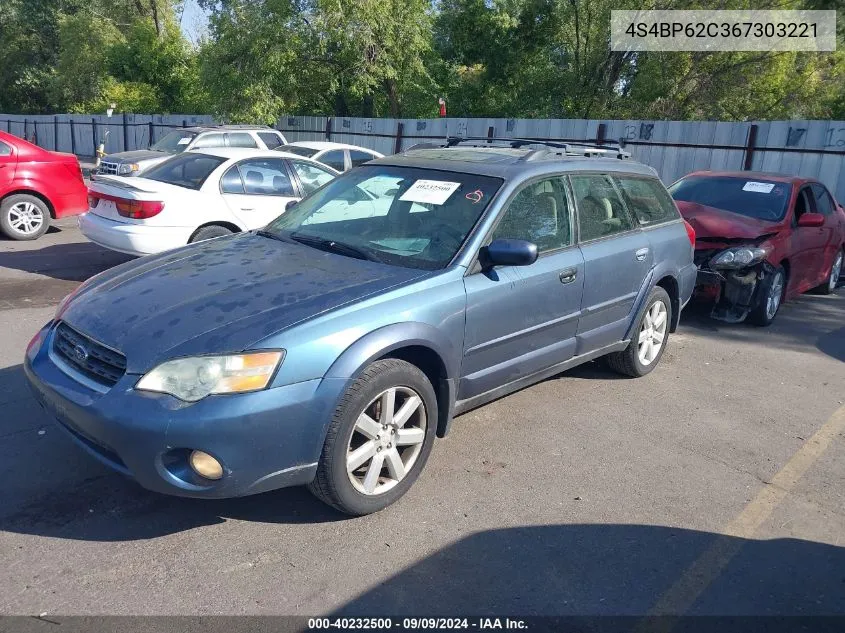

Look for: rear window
[143,153,226,190]
[615,176,680,225]
[278,145,318,158]
[258,132,284,149]
[669,176,792,222]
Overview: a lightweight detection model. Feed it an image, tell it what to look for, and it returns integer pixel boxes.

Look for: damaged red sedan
[669,171,845,326]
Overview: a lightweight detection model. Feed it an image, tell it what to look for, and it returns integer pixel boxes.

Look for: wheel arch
[189,221,243,241]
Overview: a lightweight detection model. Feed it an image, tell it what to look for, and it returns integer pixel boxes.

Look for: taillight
[683,219,696,248]
[88,193,99,208]
[115,199,164,219]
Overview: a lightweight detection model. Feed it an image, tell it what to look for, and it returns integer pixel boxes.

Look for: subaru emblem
[73,344,89,363]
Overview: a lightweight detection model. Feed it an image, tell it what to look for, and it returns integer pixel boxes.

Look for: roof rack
[416,136,630,159]
[199,124,275,130]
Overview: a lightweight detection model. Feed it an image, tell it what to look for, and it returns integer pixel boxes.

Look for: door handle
[559,268,577,284]
[635,247,649,261]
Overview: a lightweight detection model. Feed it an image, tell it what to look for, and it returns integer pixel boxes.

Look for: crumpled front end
[693,248,778,323]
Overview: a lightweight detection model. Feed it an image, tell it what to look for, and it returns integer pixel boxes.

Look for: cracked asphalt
[1,218,844,618]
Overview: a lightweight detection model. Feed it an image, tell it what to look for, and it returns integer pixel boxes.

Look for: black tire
[0,194,50,241]
[749,265,785,326]
[308,358,437,516]
[815,249,843,295]
[189,225,233,243]
[606,286,672,378]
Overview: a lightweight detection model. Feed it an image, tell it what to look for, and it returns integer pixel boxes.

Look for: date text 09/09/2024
[308,618,529,630]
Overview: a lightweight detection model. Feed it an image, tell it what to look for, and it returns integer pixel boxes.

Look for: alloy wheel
[766,271,784,320]
[8,201,44,236]
[637,300,668,366]
[346,386,427,496]
[830,252,843,292]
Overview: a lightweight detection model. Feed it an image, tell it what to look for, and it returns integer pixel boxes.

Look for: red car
[669,170,845,326]
[0,130,88,241]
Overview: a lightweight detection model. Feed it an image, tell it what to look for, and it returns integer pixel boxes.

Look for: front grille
[98,161,119,175]
[53,322,127,387]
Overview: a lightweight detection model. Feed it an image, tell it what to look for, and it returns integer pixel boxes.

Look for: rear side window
[320,150,346,172]
[811,184,834,216]
[258,132,284,149]
[570,174,634,241]
[220,165,245,194]
[349,150,376,168]
[0,141,11,156]
[227,132,258,148]
[192,133,226,149]
[615,176,680,225]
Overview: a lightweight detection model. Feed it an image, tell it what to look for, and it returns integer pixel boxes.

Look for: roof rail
[430,136,630,159]
[200,124,275,130]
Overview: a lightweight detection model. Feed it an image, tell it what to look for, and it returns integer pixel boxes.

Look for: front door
[791,185,825,292]
[460,176,584,401]
[570,173,653,354]
[220,158,299,228]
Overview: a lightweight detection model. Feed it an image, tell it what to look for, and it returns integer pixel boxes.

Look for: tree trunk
[149,0,163,37]
[384,78,400,117]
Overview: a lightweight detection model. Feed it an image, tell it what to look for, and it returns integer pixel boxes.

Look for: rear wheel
[0,194,50,240]
[189,225,233,243]
[606,286,671,378]
[815,249,843,295]
[308,359,437,515]
[749,265,785,326]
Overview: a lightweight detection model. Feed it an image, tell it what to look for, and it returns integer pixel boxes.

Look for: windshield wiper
[256,229,298,244]
[289,232,382,262]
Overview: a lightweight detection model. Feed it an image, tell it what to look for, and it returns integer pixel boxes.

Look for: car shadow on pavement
[335,524,845,617]
[0,242,133,282]
[680,291,845,363]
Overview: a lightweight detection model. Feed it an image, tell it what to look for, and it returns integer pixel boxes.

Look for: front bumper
[25,323,325,498]
[693,262,776,323]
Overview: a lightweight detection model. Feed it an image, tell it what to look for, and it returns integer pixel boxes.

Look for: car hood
[676,201,779,241]
[103,150,167,164]
[59,233,431,372]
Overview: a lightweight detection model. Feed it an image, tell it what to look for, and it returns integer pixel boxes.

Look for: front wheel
[308,359,437,515]
[815,249,843,295]
[749,265,785,326]
[606,286,671,378]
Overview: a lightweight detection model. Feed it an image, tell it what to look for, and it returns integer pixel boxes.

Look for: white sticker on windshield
[400,180,461,205]
[177,137,192,145]
[742,181,775,193]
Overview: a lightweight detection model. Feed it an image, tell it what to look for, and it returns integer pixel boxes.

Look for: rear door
[810,183,841,284]
[571,173,652,355]
[220,158,298,228]
[0,140,15,190]
[460,175,584,400]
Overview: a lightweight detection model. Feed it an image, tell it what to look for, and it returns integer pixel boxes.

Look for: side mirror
[285,199,298,211]
[481,238,538,269]
[797,212,824,228]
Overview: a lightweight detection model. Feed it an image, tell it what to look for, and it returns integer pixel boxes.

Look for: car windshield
[263,165,503,270]
[150,131,197,154]
[669,176,792,222]
[278,145,320,158]
[142,153,226,190]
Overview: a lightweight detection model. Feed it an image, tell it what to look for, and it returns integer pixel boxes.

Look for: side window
[257,132,284,149]
[290,161,335,194]
[220,165,245,194]
[794,187,812,224]
[349,150,376,168]
[226,132,258,148]
[320,150,346,172]
[491,177,572,253]
[236,158,294,196]
[811,184,834,216]
[571,174,635,241]
[192,133,225,149]
[0,141,11,157]
[615,176,680,225]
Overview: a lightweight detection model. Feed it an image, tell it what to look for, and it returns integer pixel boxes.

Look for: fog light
[189,450,223,480]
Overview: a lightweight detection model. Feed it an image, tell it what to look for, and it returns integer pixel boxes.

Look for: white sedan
[277,142,383,172]
[79,148,338,257]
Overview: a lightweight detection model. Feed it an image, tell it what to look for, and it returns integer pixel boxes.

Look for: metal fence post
[394,122,404,154]
[325,117,333,141]
[487,125,495,143]
[54,115,59,151]
[24,119,28,141]
[123,112,130,151]
[33,121,38,146]
[596,123,607,145]
[149,121,154,146]
[743,124,758,170]
[92,118,98,156]
[70,118,76,155]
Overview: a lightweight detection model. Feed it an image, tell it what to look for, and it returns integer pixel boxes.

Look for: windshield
[669,176,792,222]
[143,153,226,190]
[150,131,197,154]
[263,165,503,270]
[278,145,319,158]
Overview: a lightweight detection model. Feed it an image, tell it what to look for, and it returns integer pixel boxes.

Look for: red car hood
[676,201,779,240]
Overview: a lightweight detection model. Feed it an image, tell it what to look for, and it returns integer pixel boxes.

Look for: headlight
[710,246,769,270]
[118,163,140,175]
[135,351,284,402]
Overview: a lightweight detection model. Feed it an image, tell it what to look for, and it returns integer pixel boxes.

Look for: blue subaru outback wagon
[25,139,696,515]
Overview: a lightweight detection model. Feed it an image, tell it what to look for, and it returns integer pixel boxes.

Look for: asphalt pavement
[1,218,844,617]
